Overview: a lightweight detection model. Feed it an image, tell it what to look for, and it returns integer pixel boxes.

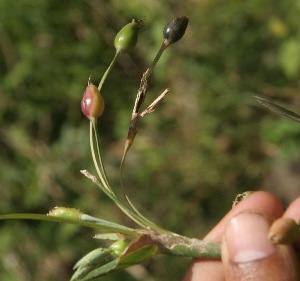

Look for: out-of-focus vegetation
[0,0,300,280]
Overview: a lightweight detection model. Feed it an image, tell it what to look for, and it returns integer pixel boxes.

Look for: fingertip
[283,196,300,248]
[182,260,223,281]
[223,211,276,264]
[237,191,283,218]
[205,191,283,243]
[283,196,300,219]
[222,210,300,281]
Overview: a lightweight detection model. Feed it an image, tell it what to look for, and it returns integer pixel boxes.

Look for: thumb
[222,210,300,281]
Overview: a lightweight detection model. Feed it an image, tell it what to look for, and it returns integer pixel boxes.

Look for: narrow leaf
[255,96,300,123]
[0,213,137,235]
[71,248,114,281]
[73,259,119,281]
[73,248,112,270]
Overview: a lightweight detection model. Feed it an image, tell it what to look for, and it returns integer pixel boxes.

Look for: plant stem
[83,170,156,231]
[87,122,172,233]
[88,121,152,229]
[90,119,111,193]
[145,42,168,78]
[0,213,137,235]
[119,159,171,235]
[98,50,120,92]
[161,238,221,258]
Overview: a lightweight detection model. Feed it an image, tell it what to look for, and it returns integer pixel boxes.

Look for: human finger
[222,210,300,281]
[183,191,283,281]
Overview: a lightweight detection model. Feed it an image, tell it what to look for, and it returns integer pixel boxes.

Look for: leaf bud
[163,16,189,46]
[81,79,105,120]
[109,240,129,257]
[48,207,83,220]
[114,19,143,53]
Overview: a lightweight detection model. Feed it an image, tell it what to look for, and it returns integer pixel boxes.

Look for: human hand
[183,191,300,281]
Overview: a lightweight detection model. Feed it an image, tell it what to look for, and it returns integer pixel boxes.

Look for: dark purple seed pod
[163,16,189,45]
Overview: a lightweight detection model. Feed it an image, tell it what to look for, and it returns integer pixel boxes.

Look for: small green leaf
[71,248,113,280]
[73,248,112,270]
[72,234,158,280]
[72,246,157,281]
[73,259,119,281]
[118,245,157,266]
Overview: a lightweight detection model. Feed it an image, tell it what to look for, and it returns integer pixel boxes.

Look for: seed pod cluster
[81,80,105,120]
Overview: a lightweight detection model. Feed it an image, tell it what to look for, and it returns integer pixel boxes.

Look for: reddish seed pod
[81,80,105,120]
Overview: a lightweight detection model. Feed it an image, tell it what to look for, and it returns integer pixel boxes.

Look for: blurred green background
[0,0,300,280]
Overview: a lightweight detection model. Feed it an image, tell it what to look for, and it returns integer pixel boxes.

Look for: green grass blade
[255,96,300,123]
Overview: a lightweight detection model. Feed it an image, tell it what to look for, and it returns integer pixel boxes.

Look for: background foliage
[0,0,300,280]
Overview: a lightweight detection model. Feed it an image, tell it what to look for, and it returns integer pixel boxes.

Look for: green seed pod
[268,217,299,244]
[81,79,105,120]
[114,19,142,53]
[48,207,83,220]
[109,240,129,257]
[163,16,189,45]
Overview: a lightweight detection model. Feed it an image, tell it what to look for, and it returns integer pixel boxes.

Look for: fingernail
[225,211,277,263]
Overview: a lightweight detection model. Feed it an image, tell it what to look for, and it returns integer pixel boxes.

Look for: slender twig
[119,160,167,233]
[98,50,120,92]
[140,88,170,117]
[89,120,112,193]
[144,42,168,78]
[0,212,137,235]
[81,169,174,235]
[124,41,169,154]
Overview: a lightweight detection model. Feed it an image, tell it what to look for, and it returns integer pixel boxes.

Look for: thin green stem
[90,120,112,193]
[88,120,150,228]
[85,126,174,235]
[121,42,168,159]
[119,158,172,235]
[91,119,111,188]
[98,50,120,92]
[0,213,137,235]
[86,172,154,230]
[88,122,165,231]
[113,40,175,234]
[145,42,168,78]
[90,40,175,235]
